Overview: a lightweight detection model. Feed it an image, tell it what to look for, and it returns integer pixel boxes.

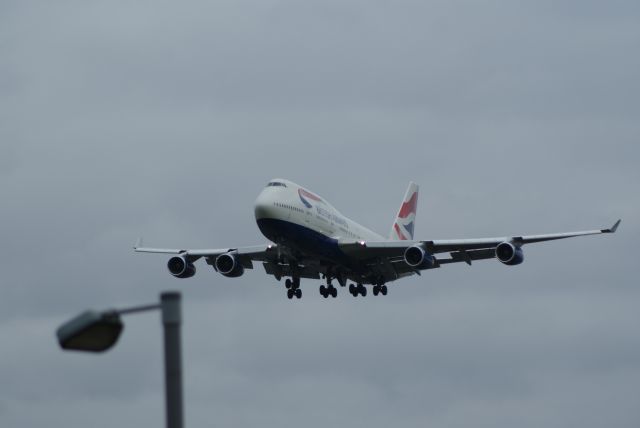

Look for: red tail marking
[398,192,418,218]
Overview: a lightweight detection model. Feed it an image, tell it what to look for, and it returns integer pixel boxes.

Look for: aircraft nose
[254,190,275,220]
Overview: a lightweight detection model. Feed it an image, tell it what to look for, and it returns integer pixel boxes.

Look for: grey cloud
[1,0,639,427]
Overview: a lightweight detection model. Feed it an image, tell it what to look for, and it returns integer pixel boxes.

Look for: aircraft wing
[134,240,279,267]
[339,220,621,267]
[135,220,619,283]
[135,241,322,279]
[426,219,620,254]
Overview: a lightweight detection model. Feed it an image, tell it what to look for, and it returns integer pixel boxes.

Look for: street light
[57,309,124,352]
[56,292,183,428]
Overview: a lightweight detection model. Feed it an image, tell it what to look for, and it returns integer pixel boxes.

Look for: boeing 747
[135,179,620,299]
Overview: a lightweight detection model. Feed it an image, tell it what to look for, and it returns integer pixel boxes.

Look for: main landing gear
[349,283,367,297]
[372,284,388,296]
[348,283,388,297]
[285,277,302,299]
[319,283,338,298]
[284,276,386,299]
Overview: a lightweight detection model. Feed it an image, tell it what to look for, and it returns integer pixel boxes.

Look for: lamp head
[56,310,124,352]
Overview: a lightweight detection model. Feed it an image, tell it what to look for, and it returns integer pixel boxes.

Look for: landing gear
[319,283,338,298]
[286,277,302,299]
[372,285,388,296]
[287,287,302,299]
[349,283,367,297]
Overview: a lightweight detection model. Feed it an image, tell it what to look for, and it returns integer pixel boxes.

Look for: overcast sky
[1,1,639,427]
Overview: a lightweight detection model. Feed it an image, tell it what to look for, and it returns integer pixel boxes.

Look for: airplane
[134,178,621,299]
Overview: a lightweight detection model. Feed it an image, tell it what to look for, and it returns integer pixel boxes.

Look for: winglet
[603,219,621,234]
[134,237,143,249]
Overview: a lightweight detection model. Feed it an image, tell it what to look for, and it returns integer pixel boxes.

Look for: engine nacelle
[404,245,436,269]
[167,256,196,278]
[495,242,524,266]
[215,253,245,278]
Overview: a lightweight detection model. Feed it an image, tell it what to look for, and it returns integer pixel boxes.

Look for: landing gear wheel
[381,285,388,295]
[285,279,292,289]
[295,288,302,299]
[349,284,356,295]
[330,287,337,298]
[287,289,294,299]
[359,285,367,297]
[373,286,380,296]
[320,285,328,298]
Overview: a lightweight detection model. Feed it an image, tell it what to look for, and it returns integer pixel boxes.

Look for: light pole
[56,292,184,428]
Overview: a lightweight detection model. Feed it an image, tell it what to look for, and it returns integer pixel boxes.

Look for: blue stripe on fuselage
[256,218,350,265]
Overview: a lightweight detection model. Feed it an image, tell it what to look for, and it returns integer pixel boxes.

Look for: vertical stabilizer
[390,182,419,240]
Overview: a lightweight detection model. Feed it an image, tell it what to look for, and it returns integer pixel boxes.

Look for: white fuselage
[254,179,383,260]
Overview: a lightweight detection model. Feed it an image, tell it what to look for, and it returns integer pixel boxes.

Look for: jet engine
[167,256,196,278]
[404,245,436,269]
[495,242,524,266]
[215,253,245,277]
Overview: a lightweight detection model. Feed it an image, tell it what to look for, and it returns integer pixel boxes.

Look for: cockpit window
[267,181,287,188]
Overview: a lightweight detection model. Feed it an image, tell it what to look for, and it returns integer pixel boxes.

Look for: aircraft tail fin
[390,182,419,240]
